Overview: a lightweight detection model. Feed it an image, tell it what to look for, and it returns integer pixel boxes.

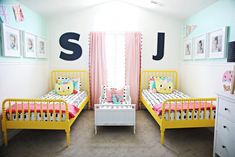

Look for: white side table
[94,104,136,134]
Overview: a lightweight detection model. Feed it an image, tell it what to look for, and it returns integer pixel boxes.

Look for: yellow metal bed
[140,70,216,144]
[1,70,90,146]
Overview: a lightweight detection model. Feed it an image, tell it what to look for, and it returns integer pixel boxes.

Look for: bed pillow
[155,76,174,94]
[55,79,74,96]
[72,78,81,93]
[149,76,157,93]
[56,77,81,94]
[106,88,116,102]
[102,85,128,103]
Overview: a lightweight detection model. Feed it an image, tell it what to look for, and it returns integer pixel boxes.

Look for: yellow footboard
[2,98,70,146]
[159,98,216,144]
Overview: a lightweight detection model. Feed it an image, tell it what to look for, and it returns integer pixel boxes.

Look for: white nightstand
[213,92,235,157]
[94,104,136,134]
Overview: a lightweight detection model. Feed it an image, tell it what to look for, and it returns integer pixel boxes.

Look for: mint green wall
[0,0,47,37]
[185,0,235,42]
[0,0,47,60]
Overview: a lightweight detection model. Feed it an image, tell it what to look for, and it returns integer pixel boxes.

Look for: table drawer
[216,135,235,157]
[218,98,235,123]
[217,115,235,142]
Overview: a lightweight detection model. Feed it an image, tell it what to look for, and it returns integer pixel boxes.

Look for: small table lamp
[227,41,235,94]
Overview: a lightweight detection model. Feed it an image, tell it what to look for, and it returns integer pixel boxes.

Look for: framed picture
[208,27,228,59]
[193,34,207,59]
[36,37,47,58]
[23,32,36,58]
[1,24,21,57]
[184,39,192,60]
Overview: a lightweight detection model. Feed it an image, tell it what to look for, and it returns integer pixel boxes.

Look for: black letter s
[59,32,82,61]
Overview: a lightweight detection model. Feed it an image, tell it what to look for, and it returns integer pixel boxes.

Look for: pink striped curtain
[125,32,142,109]
[89,32,107,109]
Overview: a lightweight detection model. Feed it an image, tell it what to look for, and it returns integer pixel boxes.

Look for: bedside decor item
[208,27,228,59]
[1,24,21,57]
[193,34,207,59]
[184,39,192,60]
[222,70,233,92]
[94,104,136,134]
[227,41,235,94]
[23,32,37,58]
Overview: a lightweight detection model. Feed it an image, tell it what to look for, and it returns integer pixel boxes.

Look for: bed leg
[2,116,8,146]
[3,129,8,146]
[133,125,136,134]
[160,128,165,145]
[65,128,70,146]
[95,126,97,135]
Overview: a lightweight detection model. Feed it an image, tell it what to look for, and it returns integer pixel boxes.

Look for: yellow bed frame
[140,70,216,144]
[1,70,90,146]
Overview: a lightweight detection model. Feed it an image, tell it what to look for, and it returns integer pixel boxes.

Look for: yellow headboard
[51,70,90,93]
[140,70,178,91]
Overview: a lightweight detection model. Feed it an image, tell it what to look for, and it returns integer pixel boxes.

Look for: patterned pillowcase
[56,77,81,94]
[72,78,81,92]
[102,85,128,103]
[149,76,157,93]
[55,79,74,96]
[155,76,174,94]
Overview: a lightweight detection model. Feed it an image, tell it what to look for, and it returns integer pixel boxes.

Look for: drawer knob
[222,145,226,149]
[224,108,228,111]
[223,125,227,128]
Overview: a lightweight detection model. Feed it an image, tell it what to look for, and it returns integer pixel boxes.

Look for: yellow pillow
[55,79,74,96]
[155,77,174,94]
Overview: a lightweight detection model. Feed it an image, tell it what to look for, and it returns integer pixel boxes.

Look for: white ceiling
[17,0,218,19]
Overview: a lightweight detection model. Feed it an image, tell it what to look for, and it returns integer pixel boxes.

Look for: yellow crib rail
[161,98,216,121]
[2,98,69,122]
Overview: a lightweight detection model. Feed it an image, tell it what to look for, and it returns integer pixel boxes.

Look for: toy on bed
[56,77,81,95]
[55,79,74,95]
[99,85,131,104]
[155,76,174,94]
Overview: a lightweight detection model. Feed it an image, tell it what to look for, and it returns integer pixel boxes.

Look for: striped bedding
[6,90,87,121]
[40,90,87,108]
[142,89,216,120]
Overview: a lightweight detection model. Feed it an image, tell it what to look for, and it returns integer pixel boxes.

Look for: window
[105,33,125,88]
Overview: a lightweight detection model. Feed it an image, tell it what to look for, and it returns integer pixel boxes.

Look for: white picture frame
[36,37,47,58]
[1,24,21,57]
[23,32,36,58]
[184,39,192,60]
[208,27,228,59]
[193,34,207,59]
